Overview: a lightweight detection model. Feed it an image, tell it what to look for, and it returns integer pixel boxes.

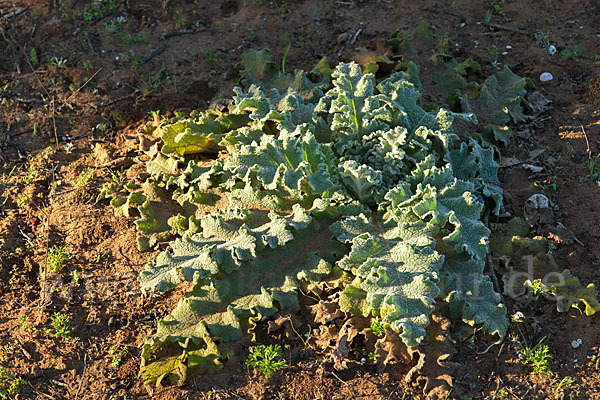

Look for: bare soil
[1,0,600,399]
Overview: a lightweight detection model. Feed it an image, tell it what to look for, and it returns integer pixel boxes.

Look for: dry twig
[478,21,531,35]
[140,45,167,65]
[1,7,26,20]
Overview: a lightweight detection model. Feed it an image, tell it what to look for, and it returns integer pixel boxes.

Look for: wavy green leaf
[331,214,443,346]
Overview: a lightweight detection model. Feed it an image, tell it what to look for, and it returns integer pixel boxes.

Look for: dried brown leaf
[405,312,457,400]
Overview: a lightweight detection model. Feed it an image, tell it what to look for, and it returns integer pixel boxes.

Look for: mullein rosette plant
[119,59,520,386]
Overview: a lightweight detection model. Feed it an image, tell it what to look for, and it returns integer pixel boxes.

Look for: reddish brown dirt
[1,0,600,399]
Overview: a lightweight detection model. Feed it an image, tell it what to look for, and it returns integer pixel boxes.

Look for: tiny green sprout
[50,312,73,338]
[586,153,600,180]
[47,245,69,272]
[29,48,39,66]
[109,345,129,369]
[173,10,187,28]
[72,167,95,187]
[490,45,499,61]
[49,56,68,68]
[245,344,288,378]
[200,48,218,63]
[16,193,31,208]
[0,344,15,364]
[468,335,476,349]
[19,315,38,342]
[71,270,80,286]
[548,241,557,255]
[0,366,25,398]
[63,142,75,153]
[370,318,385,338]
[368,351,376,361]
[561,44,584,60]
[526,278,548,298]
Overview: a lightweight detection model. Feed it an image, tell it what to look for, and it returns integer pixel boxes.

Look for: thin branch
[478,21,531,35]
[66,67,102,102]
[1,7,27,20]
[581,125,592,160]
[160,28,202,40]
[140,45,167,65]
[74,352,88,400]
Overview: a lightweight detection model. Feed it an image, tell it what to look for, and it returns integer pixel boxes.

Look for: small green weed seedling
[370,318,385,338]
[109,345,129,368]
[72,167,95,187]
[22,149,50,185]
[245,344,288,378]
[49,56,68,68]
[47,245,69,272]
[484,0,504,22]
[0,344,16,364]
[63,142,75,153]
[106,167,125,187]
[29,48,39,66]
[50,312,73,338]
[520,337,553,374]
[121,31,149,45]
[200,48,219,63]
[561,44,584,60]
[585,153,600,181]
[71,270,80,286]
[77,0,122,21]
[19,315,38,342]
[550,375,576,398]
[104,16,126,34]
[525,278,551,299]
[132,67,165,95]
[173,10,187,28]
[0,366,25,399]
[16,193,31,208]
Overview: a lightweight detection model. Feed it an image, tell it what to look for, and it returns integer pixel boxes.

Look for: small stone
[539,72,553,82]
[336,32,349,44]
[108,316,115,327]
[571,339,581,349]
[548,45,557,55]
